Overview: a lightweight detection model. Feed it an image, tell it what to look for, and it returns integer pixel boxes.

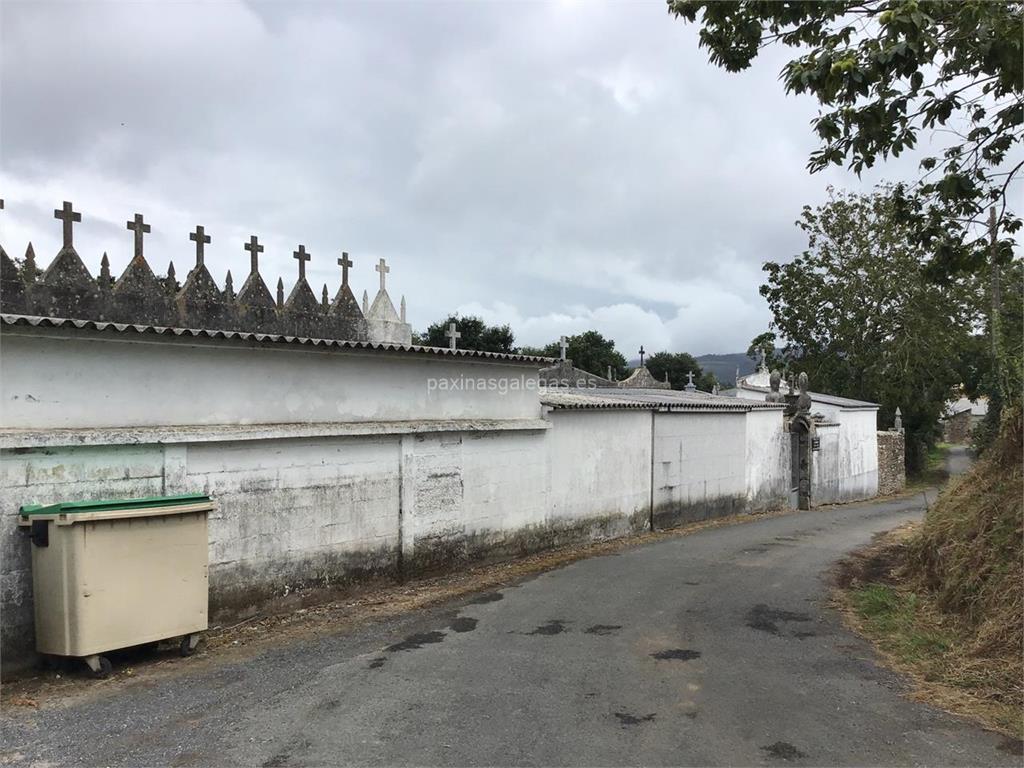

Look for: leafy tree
[667,0,1022,279]
[647,351,717,391]
[537,330,629,378]
[418,315,515,354]
[746,332,785,372]
[760,187,983,471]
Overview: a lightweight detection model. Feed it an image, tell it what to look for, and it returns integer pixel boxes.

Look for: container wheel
[92,656,112,679]
[179,634,200,657]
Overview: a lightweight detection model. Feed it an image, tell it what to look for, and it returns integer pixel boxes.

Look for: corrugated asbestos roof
[0,315,553,364]
[541,387,783,412]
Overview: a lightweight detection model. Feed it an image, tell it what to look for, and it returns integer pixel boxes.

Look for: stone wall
[876,431,906,496]
[942,409,973,444]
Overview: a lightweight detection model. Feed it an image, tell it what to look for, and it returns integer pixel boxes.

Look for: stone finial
[126,213,151,260]
[189,225,211,268]
[446,321,461,350]
[400,295,406,323]
[224,270,234,299]
[244,235,263,275]
[607,365,613,381]
[362,289,369,314]
[664,371,670,384]
[293,244,311,281]
[100,253,111,283]
[712,383,720,395]
[894,406,903,433]
[166,260,177,292]
[559,335,568,361]
[54,201,82,249]
[24,243,37,276]
[638,345,646,367]
[766,368,785,403]
[338,252,353,287]
[375,257,389,291]
[322,284,329,310]
[276,277,284,309]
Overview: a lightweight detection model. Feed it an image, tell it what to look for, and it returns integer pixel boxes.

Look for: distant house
[941,396,989,443]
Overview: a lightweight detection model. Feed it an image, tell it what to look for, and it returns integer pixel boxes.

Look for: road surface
[3,486,1015,766]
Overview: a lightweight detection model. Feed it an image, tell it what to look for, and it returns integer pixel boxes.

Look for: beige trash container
[19,494,215,677]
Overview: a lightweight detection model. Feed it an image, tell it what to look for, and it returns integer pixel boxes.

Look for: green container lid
[20,493,212,517]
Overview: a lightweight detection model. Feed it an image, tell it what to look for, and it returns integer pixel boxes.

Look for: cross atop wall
[245,235,263,275]
[54,201,81,249]
[126,213,151,260]
[559,336,568,361]
[293,245,311,281]
[338,252,353,287]
[189,226,211,268]
[446,322,461,350]
[638,345,646,367]
[376,258,389,291]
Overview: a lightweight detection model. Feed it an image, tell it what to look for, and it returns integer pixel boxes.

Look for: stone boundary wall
[877,431,906,496]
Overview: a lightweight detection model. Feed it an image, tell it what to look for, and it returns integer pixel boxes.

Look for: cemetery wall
[0,325,793,674]
[651,411,748,528]
[0,326,543,429]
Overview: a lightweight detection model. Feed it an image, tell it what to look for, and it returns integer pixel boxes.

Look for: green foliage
[760,187,983,471]
[745,332,784,371]
[418,315,516,354]
[537,330,629,379]
[647,351,717,390]
[667,0,1023,278]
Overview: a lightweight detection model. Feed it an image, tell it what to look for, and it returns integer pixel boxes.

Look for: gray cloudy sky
[2,0,914,355]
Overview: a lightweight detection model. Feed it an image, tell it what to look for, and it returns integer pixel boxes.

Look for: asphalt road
[3,481,1015,767]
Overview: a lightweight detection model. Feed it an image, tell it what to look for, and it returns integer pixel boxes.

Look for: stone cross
[686,371,695,386]
[376,258,389,291]
[559,336,568,361]
[293,245,311,280]
[446,322,461,350]
[245,235,263,275]
[54,201,82,249]
[189,225,211,268]
[338,252,353,287]
[126,213,151,260]
[638,346,646,367]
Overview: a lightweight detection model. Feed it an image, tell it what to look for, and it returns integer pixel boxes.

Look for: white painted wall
[0,328,543,428]
[744,408,791,509]
[811,412,879,504]
[652,411,748,522]
[546,410,652,526]
[0,327,803,675]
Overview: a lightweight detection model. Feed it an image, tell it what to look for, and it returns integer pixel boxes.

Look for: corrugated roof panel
[1,315,554,364]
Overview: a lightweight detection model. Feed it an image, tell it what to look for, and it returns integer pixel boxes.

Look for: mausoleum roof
[1,314,553,365]
[541,387,783,412]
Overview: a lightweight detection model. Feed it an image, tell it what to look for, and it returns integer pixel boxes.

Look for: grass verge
[836,412,1023,741]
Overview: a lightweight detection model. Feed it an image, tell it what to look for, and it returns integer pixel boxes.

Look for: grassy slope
[841,410,1023,737]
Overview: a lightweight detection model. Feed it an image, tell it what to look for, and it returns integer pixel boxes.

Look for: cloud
[1,1,923,355]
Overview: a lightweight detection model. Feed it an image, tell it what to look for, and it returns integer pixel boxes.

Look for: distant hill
[695,352,755,387]
[624,351,756,387]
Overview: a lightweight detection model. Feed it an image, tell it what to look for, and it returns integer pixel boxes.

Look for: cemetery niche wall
[2,199,796,674]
